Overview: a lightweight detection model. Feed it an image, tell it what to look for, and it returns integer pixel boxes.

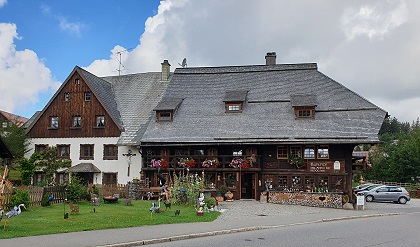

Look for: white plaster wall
[26,137,143,184]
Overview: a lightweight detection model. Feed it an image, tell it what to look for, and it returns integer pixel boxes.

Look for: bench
[139,187,163,200]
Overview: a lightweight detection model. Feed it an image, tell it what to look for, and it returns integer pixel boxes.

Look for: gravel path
[215,198,420,221]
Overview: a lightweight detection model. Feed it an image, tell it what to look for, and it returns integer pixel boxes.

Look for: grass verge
[0,199,220,239]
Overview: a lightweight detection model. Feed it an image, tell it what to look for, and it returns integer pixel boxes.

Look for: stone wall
[266,191,343,208]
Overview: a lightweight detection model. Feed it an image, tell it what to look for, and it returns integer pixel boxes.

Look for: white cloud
[340,1,409,40]
[0,23,60,113]
[58,15,84,36]
[0,0,7,8]
[86,0,420,122]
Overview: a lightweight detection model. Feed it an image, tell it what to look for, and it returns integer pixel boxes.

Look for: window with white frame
[50,116,58,129]
[304,146,315,159]
[317,145,329,159]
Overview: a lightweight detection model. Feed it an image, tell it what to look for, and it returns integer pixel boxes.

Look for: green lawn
[0,200,220,239]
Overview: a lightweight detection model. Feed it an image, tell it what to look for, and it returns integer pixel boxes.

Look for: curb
[97,212,403,247]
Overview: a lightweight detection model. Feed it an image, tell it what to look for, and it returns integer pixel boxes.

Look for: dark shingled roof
[141,63,387,145]
[291,94,317,107]
[154,98,184,111]
[223,90,248,102]
[65,163,101,173]
[102,72,172,145]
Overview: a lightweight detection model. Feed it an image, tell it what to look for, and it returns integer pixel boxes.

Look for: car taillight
[406,191,410,196]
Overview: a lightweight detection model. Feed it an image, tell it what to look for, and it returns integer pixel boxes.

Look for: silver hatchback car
[363,185,411,204]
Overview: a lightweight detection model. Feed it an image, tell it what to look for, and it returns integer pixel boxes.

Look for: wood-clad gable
[28,69,121,138]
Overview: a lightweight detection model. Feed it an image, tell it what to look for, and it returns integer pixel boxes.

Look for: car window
[376,187,389,192]
[389,187,402,192]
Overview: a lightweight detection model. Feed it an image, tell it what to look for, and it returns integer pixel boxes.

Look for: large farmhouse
[25,52,386,202]
[25,61,172,184]
[140,52,387,201]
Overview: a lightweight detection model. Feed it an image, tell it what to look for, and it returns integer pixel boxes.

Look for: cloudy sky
[0,0,419,123]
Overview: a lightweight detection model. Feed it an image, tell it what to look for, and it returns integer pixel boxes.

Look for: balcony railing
[142,155,261,169]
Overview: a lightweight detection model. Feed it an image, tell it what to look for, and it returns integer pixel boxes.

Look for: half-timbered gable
[26,67,122,138]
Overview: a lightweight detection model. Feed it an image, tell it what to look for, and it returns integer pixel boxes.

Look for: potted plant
[217,184,228,196]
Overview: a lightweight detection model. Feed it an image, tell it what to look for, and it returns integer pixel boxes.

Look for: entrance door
[241,173,255,199]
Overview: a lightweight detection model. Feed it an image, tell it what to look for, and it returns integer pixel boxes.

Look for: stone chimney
[161,60,171,81]
[265,52,277,65]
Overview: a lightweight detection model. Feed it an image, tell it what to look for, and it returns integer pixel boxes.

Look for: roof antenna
[113,48,132,76]
[178,58,187,68]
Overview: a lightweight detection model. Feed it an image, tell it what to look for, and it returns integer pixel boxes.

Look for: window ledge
[93,126,105,129]
[70,127,81,130]
[80,157,94,160]
[48,127,58,130]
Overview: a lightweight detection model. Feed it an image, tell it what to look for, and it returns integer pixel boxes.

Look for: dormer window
[154,98,183,122]
[295,107,314,118]
[224,90,247,113]
[291,94,317,119]
[226,102,242,112]
[158,111,172,121]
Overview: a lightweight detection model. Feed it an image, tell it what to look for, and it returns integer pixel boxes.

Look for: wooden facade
[141,143,355,200]
[27,72,121,138]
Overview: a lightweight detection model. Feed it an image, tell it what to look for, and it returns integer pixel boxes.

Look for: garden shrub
[66,176,87,203]
[204,196,216,208]
[8,189,30,209]
[170,170,205,206]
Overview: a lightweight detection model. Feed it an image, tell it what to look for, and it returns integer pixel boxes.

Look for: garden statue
[196,193,205,216]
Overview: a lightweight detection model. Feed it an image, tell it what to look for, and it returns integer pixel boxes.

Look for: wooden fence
[97,184,128,198]
[1,184,129,208]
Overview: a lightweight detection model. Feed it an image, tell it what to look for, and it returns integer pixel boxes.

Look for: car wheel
[398,197,407,204]
[366,195,373,202]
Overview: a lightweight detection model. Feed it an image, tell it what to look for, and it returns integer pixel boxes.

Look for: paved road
[1,199,419,247]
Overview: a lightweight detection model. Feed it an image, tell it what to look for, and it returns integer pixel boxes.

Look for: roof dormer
[291,94,317,119]
[154,98,183,122]
[223,90,248,113]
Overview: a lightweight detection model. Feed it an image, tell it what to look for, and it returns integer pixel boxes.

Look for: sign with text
[307,161,344,173]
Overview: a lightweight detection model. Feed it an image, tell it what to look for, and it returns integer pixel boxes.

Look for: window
[389,187,402,192]
[96,116,105,127]
[278,175,288,190]
[295,107,314,118]
[57,145,70,158]
[64,93,70,101]
[304,146,315,159]
[276,146,288,159]
[35,144,47,153]
[103,173,117,185]
[290,146,302,158]
[103,145,118,160]
[157,111,172,121]
[304,176,315,190]
[75,78,80,85]
[85,92,91,101]
[225,103,242,112]
[80,144,94,160]
[50,116,58,129]
[73,116,81,128]
[34,145,45,153]
[317,145,329,159]
[319,176,329,189]
[2,122,7,128]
